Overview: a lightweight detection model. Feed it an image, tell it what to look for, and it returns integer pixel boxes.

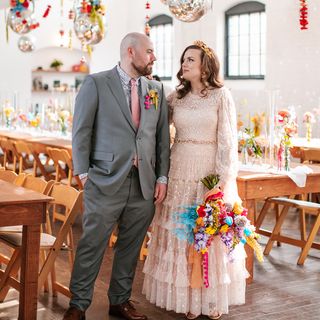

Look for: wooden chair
[0,139,19,172]
[46,147,83,266]
[0,169,19,184]
[27,143,55,181]
[301,147,320,164]
[0,183,83,300]
[301,148,320,202]
[46,147,83,190]
[263,197,320,265]
[13,141,35,175]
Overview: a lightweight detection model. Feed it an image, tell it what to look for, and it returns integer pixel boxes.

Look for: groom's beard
[131,61,153,76]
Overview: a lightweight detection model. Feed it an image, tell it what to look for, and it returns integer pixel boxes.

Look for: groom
[63,32,170,320]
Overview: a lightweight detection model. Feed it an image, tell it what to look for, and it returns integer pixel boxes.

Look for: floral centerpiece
[238,128,263,165]
[58,110,71,135]
[303,111,315,142]
[174,175,263,288]
[276,109,298,171]
[3,106,14,128]
[48,109,72,135]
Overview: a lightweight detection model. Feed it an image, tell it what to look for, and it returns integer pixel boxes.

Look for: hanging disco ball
[74,13,104,45]
[17,35,35,52]
[168,0,210,22]
[7,9,34,34]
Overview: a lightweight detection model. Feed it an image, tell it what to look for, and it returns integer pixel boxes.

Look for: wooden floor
[1,205,320,320]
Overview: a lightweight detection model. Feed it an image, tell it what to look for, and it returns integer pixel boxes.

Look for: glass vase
[60,122,67,136]
[242,145,249,165]
[284,145,291,171]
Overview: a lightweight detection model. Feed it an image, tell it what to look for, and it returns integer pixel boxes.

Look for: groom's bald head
[119,32,156,77]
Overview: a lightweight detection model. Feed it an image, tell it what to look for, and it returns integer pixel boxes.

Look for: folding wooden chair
[0,139,19,172]
[13,141,35,175]
[263,197,320,265]
[46,147,83,190]
[0,169,19,184]
[0,183,83,300]
[27,143,55,181]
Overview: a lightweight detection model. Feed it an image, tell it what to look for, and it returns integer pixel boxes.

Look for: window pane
[250,34,260,55]
[239,35,249,55]
[229,55,239,76]
[239,14,249,35]
[250,12,260,35]
[239,55,249,74]
[228,36,239,55]
[228,15,239,36]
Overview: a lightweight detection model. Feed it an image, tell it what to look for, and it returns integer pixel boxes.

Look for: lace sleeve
[166,91,175,125]
[215,88,240,204]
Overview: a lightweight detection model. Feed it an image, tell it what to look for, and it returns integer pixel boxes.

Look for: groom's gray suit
[70,66,170,310]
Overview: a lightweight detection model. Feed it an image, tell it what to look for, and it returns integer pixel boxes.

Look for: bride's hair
[176,43,223,99]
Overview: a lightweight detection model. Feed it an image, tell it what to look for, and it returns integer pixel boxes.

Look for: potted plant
[50,59,63,71]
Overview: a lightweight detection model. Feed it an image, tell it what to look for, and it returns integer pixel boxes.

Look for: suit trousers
[69,166,155,309]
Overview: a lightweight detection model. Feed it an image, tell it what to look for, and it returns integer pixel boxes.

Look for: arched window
[225,1,266,79]
[149,14,173,80]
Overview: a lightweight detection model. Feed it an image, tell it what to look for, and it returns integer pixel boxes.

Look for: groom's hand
[154,183,167,204]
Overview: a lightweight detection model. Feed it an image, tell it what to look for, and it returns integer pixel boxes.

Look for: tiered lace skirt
[143,142,249,316]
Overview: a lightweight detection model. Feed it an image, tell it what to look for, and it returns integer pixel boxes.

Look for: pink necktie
[130,79,141,128]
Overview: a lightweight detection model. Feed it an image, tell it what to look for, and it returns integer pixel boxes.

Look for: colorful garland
[300,0,308,30]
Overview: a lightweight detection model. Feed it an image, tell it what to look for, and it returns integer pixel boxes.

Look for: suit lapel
[105,67,135,132]
[138,77,148,134]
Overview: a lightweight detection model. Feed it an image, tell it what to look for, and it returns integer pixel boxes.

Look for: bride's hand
[203,187,221,201]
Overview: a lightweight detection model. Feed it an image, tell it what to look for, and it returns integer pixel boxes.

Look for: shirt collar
[117,64,141,86]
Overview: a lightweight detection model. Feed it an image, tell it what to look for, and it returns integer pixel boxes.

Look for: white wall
[1,0,320,136]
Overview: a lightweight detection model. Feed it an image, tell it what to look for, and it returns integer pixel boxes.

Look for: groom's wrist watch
[157,176,168,184]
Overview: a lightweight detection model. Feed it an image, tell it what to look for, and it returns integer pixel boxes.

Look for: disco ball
[7,9,34,34]
[74,13,104,45]
[17,36,35,52]
[168,0,210,22]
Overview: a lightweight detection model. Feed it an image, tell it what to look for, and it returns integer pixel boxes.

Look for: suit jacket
[72,66,170,200]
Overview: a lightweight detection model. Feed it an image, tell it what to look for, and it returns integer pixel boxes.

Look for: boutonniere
[144,89,159,110]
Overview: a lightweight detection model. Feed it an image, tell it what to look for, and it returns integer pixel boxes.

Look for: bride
[143,41,249,319]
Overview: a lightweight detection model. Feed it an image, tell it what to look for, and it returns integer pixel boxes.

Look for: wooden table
[0,129,72,154]
[0,180,52,320]
[291,138,320,160]
[237,164,320,282]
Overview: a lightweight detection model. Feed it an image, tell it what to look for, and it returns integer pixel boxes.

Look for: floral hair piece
[193,40,213,59]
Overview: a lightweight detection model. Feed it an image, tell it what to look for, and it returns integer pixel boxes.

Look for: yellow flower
[200,248,208,254]
[220,224,229,233]
[233,202,243,215]
[205,226,216,235]
[4,107,14,118]
[148,89,159,110]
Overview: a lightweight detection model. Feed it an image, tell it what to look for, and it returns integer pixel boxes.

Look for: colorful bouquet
[276,109,298,171]
[174,175,263,288]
